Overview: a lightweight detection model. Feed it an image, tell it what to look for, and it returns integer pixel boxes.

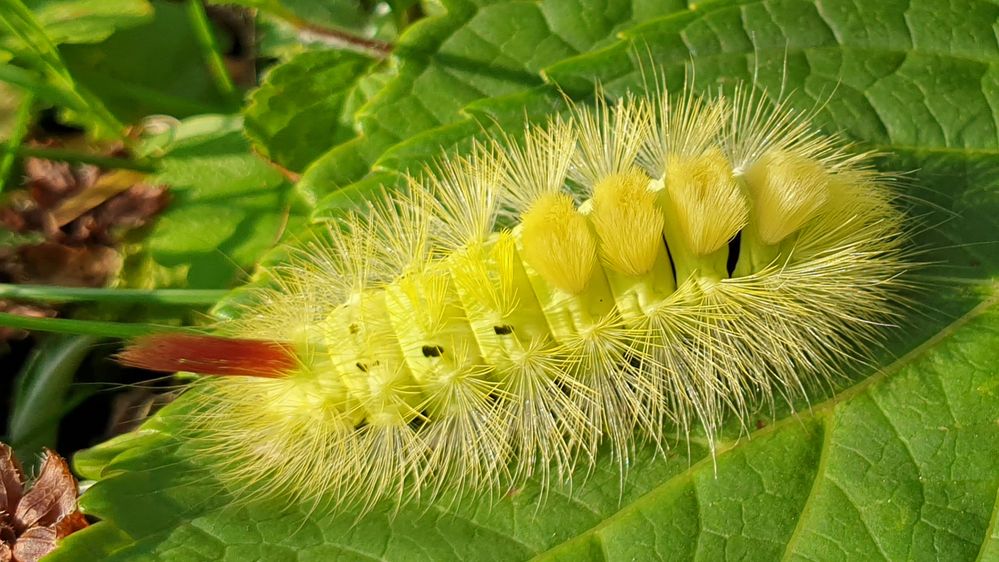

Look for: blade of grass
[185,0,240,108]
[0,284,226,306]
[0,0,124,137]
[0,87,32,193]
[0,64,82,109]
[7,334,97,464]
[0,144,159,173]
[0,312,204,338]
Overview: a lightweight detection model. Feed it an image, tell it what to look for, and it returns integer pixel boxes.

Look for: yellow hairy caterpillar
[122,81,909,513]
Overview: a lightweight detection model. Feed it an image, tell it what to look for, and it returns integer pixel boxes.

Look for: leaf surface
[21,0,152,44]
[49,0,999,560]
[243,49,376,172]
[117,114,304,292]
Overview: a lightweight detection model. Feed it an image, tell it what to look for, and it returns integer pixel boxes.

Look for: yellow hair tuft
[663,149,749,257]
[589,169,664,276]
[518,192,598,295]
[743,150,830,245]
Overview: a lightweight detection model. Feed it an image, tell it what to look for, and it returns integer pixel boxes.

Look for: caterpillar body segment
[126,85,908,511]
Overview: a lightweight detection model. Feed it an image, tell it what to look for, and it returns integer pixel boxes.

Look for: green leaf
[21,0,153,44]
[0,0,124,135]
[58,0,240,122]
[541,295,999,560]
[48,292,999,561]
[299,0,679,209]
[243,49,376,171]
[211,0,405,45]
[0,81,30,191]
[50,0,999,559]
[6,334,100,464]
[117,114,306,292]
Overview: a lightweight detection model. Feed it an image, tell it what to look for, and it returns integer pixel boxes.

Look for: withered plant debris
[0,142,169,248]
[0,141,169,341]
[0,302,55,342]
[206,4,257,88]
[1,243,121,288]
[105,386,176,438]
[0,444,88,562]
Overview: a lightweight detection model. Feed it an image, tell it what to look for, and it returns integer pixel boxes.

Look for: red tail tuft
[119,333,297,378]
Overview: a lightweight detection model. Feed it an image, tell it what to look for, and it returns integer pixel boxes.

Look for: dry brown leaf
[3,159,167,247]
[13,451,79,532]
[0,302,57,342]
[23,156,97,210]
[64,183,168,244]
[0,445,24,516]
[0,445,87,562]
[1,243,120,288]
[11,526,55,562]
[0,144,169,307]
[53,512,87,540]
[50,169,147,227]
[11,526,56,562]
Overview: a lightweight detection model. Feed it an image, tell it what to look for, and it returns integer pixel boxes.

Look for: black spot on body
[422,345,444,358]
[355,362,368,372]
[493,325,514,335]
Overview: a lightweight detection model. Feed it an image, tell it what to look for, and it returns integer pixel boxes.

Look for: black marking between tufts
[726,231,742,278]
[554,378,572,397]
[662,234,678,286]
[493,324,514,335]
[355,362,368,372]
[623,352,643,371]
[422,345,444,358]
[409,410,431,431]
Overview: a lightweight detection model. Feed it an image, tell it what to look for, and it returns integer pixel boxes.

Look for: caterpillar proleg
[122,80,909,513]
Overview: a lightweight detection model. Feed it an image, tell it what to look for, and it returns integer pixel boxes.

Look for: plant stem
[0,284,226,306]
[2,145,159,172]
[0,89,33,193]
[186,0,240,106]
[0,312,203,339]
[0,0,125,138]
[8,334,98,462]
[266,6,393,59]
[0,64,81,110]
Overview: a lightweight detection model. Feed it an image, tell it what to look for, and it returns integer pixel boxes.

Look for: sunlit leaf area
[0,1,997,560]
